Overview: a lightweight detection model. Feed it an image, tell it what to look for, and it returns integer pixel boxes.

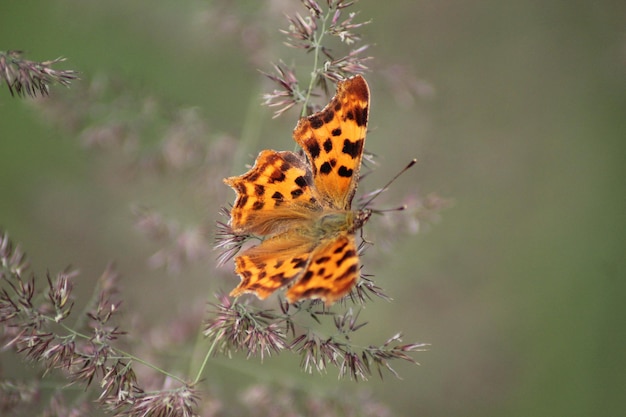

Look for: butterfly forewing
[224,149,320,236]
[293,76,370,210]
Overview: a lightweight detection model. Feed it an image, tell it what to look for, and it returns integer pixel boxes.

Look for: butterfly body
[225,75,370,305]
[306,208,370,239]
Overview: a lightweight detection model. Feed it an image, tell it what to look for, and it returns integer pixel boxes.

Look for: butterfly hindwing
[286,233,359,304]
[231,231,315,299]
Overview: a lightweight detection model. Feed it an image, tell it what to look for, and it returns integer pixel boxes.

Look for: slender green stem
[114,351,186,384]
[192,328,224,384]
[187,322,208,380]
[300,8,332,118]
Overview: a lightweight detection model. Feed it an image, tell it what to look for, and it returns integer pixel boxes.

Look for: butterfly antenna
[361,158,417,209]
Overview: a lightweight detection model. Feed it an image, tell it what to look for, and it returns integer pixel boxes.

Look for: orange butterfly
[224,75,371,305]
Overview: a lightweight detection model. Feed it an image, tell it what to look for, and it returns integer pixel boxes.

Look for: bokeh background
[1,1,625,416]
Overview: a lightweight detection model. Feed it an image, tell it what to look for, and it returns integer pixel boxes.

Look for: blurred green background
[1,1,625,416]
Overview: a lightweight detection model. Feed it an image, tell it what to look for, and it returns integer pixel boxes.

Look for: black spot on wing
[336,264,358,282]
[291,188,304,198]
[299,270,314,284]
[233,182,246,195]
[252,201,264,211]
[254,184,265,196]
[272,191,284,200]
[236,195,248,208]
[315,256,331,264]
[295,176,307,187]
[322,110,334,123]
[320,161,332,174]
[292,257,307,269]
[309,115,323,129]
[269,273,286,283]
[336,249,356,267]
[247,171,260,182]
[323,138,333,152]
[307,141,321,159]
[331,128,342,136]
[269,169,286,183]
[355,105,368,127]
[342,139,363,159]
[338,166,353,178]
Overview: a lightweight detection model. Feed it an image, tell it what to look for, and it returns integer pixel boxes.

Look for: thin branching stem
[300,7,332,118]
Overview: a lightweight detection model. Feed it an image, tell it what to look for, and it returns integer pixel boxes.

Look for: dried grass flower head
[0,50,78,98]
[262,0,372,118]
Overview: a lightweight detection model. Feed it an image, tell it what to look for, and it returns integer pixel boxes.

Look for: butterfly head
[353,208,372,231]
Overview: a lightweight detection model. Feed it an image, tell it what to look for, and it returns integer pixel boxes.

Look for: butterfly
[224,75,371,305]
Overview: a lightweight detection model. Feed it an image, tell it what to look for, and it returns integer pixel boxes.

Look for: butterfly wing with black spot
[230,231,316,299]
[293,75,370,210]
[285,233,359,305]
[224,149,321,236]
